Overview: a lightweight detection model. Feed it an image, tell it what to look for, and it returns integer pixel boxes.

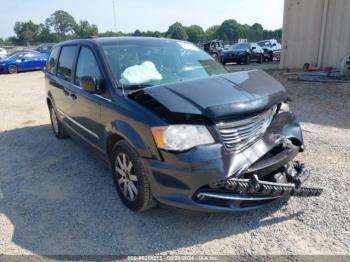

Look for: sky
[0,0,284,38]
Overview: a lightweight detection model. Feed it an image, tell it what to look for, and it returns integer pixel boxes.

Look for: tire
[49,104,69,139]
[258,54,264,64]
[212,53,219,61]
[237,60,242,65]
[245,55,251,64]
[111,140,156,212]
[8,65,18,74]
[268,52,274,62]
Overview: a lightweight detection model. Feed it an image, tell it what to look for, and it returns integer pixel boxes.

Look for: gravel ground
[0,70,349,257]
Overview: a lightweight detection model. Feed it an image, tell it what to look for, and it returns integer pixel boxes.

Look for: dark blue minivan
[45,37,322,212]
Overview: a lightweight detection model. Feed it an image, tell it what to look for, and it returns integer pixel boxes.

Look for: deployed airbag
[121,61,162,84]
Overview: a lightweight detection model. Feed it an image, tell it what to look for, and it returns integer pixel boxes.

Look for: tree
[14,21,40,45]
[251,23,263,41]
[205,25,220,41]
[216,19,240,42]
[46,10,76,40]
[186,25,204,43]
[133,29,142,36]
[166,22,188,40]
[0,37,14,46]
[37,23,58,43]
[74,20,98,37]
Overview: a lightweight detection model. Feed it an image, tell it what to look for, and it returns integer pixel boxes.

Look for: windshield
[257,41,271,47]
[230,43,251,50]
[102,39,227,89]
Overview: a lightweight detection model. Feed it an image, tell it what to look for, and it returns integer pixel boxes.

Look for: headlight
[151,125,215,151]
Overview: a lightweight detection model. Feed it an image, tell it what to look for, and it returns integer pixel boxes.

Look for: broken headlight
[151,125,215,151]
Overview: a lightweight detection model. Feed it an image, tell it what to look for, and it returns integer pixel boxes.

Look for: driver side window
[75,47,103,89]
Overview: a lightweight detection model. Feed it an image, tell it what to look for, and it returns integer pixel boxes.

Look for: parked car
[0,48,7,59]
[220,42,264,65]
[7,47,30,56]
[45,37,322,213]
[257,39,281,62]
[35,43,55,56]
[202,39,225,60]
[0,50,47,74]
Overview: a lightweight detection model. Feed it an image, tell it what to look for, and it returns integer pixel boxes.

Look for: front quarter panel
[101,95,165,160]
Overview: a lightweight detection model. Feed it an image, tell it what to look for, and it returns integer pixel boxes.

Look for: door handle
[70,93,77,100]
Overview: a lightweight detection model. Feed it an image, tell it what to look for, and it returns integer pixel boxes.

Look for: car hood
[224,49,247,54]
[141,70,287,118]
[0,58,9,63]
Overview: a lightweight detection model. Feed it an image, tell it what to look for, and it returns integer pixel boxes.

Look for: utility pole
[112,0,117,33]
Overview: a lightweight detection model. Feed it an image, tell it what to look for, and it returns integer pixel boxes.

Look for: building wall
[280,0,350,69]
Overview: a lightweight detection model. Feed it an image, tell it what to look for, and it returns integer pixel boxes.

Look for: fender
[46,91,55,108]
[104,120,157,159]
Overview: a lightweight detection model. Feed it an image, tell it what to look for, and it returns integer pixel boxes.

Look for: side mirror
[80,76,98,93]
[272,43,277,47]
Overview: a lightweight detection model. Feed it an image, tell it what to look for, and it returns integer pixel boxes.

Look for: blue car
[35,43,55,56]
[0,51,48,74]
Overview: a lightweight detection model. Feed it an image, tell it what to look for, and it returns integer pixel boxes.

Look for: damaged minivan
[45,37,322,212]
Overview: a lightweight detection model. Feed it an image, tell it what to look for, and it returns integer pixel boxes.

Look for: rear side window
[57,46,77,82]
[47,46,60,75]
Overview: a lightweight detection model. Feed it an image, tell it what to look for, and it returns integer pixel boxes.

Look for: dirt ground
[0,69,349,257]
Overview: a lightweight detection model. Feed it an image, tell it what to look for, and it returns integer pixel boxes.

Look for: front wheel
[8,65,18,74]
[111,140,156,212]
[258,54,264,64]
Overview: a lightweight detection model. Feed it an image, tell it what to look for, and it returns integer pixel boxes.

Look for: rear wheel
[8,65,17,74]
[111,140,156,212]
[49,104,68,139]
[245,55,251,64]
[212,53,219,61]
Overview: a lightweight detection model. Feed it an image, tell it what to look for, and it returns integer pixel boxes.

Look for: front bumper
[143,112,323,212]
[220,53,245,63]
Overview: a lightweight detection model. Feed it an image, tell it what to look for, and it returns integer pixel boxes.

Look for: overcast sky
[0,0,284,38]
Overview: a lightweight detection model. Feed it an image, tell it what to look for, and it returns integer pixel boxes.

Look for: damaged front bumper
[143,112,323,212]
[196,161,323,208]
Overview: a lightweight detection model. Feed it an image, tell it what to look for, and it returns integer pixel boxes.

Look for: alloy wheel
[115,153,138,201]
[8,65,17,74]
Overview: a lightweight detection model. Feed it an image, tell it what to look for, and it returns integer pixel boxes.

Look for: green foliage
[186,25,204,43]
[36,24,59,43]
[46,10,77,40]
[14,21,40,44]
[0,37,15,46]
[98,31,128,37]
[205,25,220,41]
[74,21,98,37]
[166,22,188,40]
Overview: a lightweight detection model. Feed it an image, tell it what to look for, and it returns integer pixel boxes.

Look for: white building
[280,0,350,69]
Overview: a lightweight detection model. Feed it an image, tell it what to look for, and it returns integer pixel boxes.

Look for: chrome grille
[217,106,277,152]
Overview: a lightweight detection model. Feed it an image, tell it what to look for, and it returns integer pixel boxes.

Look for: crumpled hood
[142,70,287,118]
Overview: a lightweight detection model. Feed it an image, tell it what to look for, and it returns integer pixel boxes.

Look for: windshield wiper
[121,84,153,90]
